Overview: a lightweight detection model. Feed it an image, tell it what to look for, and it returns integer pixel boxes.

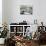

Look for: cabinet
[9,25,30,37]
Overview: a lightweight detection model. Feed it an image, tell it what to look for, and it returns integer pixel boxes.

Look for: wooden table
[12,39,32,46]
[12,39,39,46]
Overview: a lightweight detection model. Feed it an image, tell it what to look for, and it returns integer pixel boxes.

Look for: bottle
[34,19,37,24]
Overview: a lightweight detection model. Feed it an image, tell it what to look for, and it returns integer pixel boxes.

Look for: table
[15,39,32,46]
[12,39,39,46]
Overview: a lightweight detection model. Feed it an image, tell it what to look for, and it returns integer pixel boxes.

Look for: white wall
[8,0,40,24]
[0,0,2,27]
[2,0,46,26]
[2,0,8,24]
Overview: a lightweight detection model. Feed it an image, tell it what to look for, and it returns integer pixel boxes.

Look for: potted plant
[0,23,9,44]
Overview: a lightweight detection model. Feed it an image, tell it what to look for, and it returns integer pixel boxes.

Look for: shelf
[10,32,15,33]
[9,25,31,36]
[10,32,23,33]
[16,32,23,33]
[9,25,31,26]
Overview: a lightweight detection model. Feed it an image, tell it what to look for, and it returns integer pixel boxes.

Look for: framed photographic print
[20,5,33,15]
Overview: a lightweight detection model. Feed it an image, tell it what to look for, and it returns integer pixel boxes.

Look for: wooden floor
[0,44,46,46]
[0,44,4,46]
[40,45,46,46]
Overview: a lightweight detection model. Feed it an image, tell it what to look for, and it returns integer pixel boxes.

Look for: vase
[0,38,5,44]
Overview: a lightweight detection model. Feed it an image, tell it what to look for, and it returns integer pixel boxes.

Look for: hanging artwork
[20,5,33,15]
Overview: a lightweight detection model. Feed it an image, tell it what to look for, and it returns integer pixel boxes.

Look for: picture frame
[20,5,33,15]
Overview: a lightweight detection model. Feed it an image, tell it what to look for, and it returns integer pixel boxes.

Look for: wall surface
[0,0,2,27]
[2,0,46,26]
[7,0,40,25]
[2,0,8,24]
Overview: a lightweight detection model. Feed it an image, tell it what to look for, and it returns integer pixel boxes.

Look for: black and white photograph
[20,5,33,15]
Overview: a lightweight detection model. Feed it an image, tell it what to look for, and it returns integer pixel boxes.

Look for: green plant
[0,23,9,38]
